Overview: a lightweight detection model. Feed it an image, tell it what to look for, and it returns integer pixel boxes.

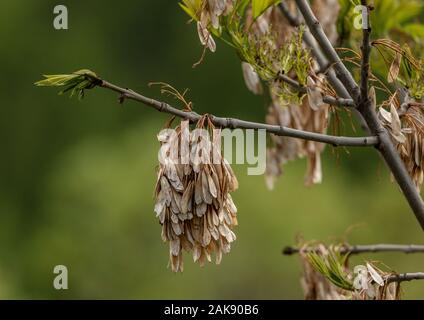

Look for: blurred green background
[0,0,424,299]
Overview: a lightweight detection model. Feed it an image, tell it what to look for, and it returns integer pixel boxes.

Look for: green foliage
[179,0,202,21]
[402,65,424,100]
[251,0,280,20]
[307,250,354,291]
[401,24,424,43]
[34,69,99,99]
[373,0,423,38]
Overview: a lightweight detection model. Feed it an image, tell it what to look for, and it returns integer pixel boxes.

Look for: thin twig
[278,73,307,93]
[277,74,355,107]
[282,244,424,256]
[359,0,371,107]
[323,96,355,108]
[100,79,376,147]
[283,244,424,284]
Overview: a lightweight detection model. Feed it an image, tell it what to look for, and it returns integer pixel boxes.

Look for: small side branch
[101,80,376,147]
[284,243,424,284]
[283,244,424,256]
[277,74,355,107]
[359,0,372,107]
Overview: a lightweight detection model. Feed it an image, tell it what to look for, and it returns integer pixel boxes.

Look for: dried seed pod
[154,120,239,272]
[192,0,235,50]
[197,21,216,52]
[265,93,328,189]
[306,77,324,111]
[242,62,263,95]
[388,53,401,83]
[379,104,424,190]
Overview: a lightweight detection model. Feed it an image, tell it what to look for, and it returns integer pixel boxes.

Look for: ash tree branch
[293,0,424,231]
[100,79,376,147]
[359,0,371,107]
[387,272,424,284]
[283,243,424,284]
[278,73,307,93]
[282,244,424,256]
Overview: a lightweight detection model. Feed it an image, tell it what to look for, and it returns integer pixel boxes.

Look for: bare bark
[277,74,355,107]
[283,244,424,284]
[387,272,424,284]
[283,244,424,255]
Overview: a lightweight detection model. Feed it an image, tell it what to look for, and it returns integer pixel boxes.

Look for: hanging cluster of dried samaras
[299,245,400,300]
[154,119,238,272]
[379,100,424,191]
[370,37,424,191]
[243,1,339,189]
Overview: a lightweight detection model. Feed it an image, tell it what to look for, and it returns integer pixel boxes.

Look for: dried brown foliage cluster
[379,102,424,190]
[244,2,339,188]
[154,119,238,272]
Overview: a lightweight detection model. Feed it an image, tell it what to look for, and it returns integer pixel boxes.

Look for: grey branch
[293,0,424,230]
[278,73,307,93]
[387,272,424,284]
[100,80,376,147]
[283,244,424,284]
[277,74,355,107]
[282,244,424,256]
